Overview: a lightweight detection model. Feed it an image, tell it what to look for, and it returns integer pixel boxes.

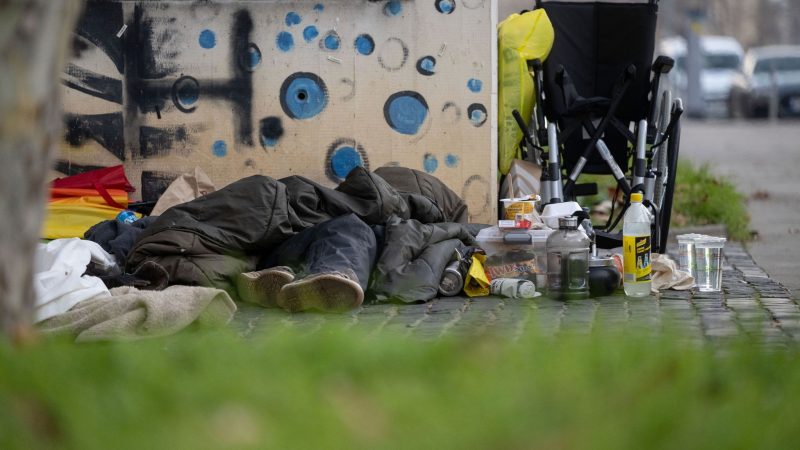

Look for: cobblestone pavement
[231,243,798,347]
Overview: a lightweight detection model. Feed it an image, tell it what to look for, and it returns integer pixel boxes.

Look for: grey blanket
[39,285,236,342]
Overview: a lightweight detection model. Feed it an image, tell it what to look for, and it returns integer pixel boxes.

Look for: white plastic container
[540,201,582,229]
[622,193,652,297]
[476,226,553,287]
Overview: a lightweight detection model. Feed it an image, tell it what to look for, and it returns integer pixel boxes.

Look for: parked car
[729,45,800,118]
[659,35,744,117]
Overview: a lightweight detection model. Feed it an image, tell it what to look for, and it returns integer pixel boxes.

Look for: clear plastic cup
[694,237,726,292]
[676,233,703,278]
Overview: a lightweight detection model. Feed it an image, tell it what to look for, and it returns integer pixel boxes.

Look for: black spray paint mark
[141,171,180,202]
[259,116,284,149]
[340,78,356,101]
[120,6,256,148]
[228,9,255,145]
[62,63,123,104]
[136,126,194,159]
[71,35,90,59]
[461,174,490,219]
[441,102,462,123]
[53,160,107,177]
[378,37,409,72]
[461,0,487,9]
[74,0,124,73]
[123,5,170,118]
[64,112,125,161]
[136,12,181,79]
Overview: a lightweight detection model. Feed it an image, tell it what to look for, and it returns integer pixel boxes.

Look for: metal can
[438,260,465,297]
[116,210,138,225]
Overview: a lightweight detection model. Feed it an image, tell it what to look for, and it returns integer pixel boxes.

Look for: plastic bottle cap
[630,193,643,202]
[558,216,578,229]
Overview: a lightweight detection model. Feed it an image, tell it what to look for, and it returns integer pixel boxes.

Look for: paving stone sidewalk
[231,242,798,347]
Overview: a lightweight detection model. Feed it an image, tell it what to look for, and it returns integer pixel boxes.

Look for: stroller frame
[518,0,684,253]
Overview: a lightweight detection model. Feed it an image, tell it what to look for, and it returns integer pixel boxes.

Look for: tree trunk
[0,1,82,339]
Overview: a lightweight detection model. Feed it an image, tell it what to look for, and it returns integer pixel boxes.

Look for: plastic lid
[630,192,643,202]
[589,257,614,267]
[558,216,578,229]
[695,236,727,247]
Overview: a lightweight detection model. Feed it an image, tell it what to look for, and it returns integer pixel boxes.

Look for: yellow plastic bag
[498,10,554,175]
[464,253,491,297]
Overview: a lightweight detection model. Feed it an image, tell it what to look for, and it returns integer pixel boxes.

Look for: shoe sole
[236,269,294,308]
[277,275,364,313]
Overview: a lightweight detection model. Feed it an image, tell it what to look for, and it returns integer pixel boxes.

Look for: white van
[659,35,745,117]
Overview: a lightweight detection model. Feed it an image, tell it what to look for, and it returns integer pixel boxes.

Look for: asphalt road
[680,119,800,298]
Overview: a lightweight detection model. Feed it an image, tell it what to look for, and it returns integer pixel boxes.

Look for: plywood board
[59,0,497,222]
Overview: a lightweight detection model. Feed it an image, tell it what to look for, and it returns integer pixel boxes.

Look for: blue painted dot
[467,78,483,93]
[261,137,278,148]
[445,153,460,168]
[468,103,488,127]
[417,56,436,76]
[174,77,199,108]
[303,25,319,42]
[314,3,324,12]
[331,146,363,179]
[245,44,262,70]
[423,154,439,173]
[385,92,429,135]
[436,0,456,14]
[355,34,375,55]
[280,73,329,120]
[384,0,402,16]
[212,140,227,157]
[277,32,294,52]
[199,29,216,49]
[324,33,340,50]
[285,11,301,26]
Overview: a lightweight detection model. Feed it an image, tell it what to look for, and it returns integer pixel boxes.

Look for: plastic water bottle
[546,216,590,300]
[116,210,138,225]
[622,193,652,297]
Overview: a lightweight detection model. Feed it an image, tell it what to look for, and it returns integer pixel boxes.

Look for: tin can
[116,210,138,224]
[438,260,465,296]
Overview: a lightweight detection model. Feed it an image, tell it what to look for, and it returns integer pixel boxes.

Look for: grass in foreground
[1,328,798,450]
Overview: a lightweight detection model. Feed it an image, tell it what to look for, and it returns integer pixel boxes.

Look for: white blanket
[34,238,117,323]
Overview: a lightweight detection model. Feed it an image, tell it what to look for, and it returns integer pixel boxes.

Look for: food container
[476,226,553,286]
[501,197,538,223]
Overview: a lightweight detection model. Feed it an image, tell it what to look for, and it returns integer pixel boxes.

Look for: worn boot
[276,269,364,313]
[236,266,295,307]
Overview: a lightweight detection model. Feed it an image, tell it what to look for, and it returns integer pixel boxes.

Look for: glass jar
[546,216,591,300]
